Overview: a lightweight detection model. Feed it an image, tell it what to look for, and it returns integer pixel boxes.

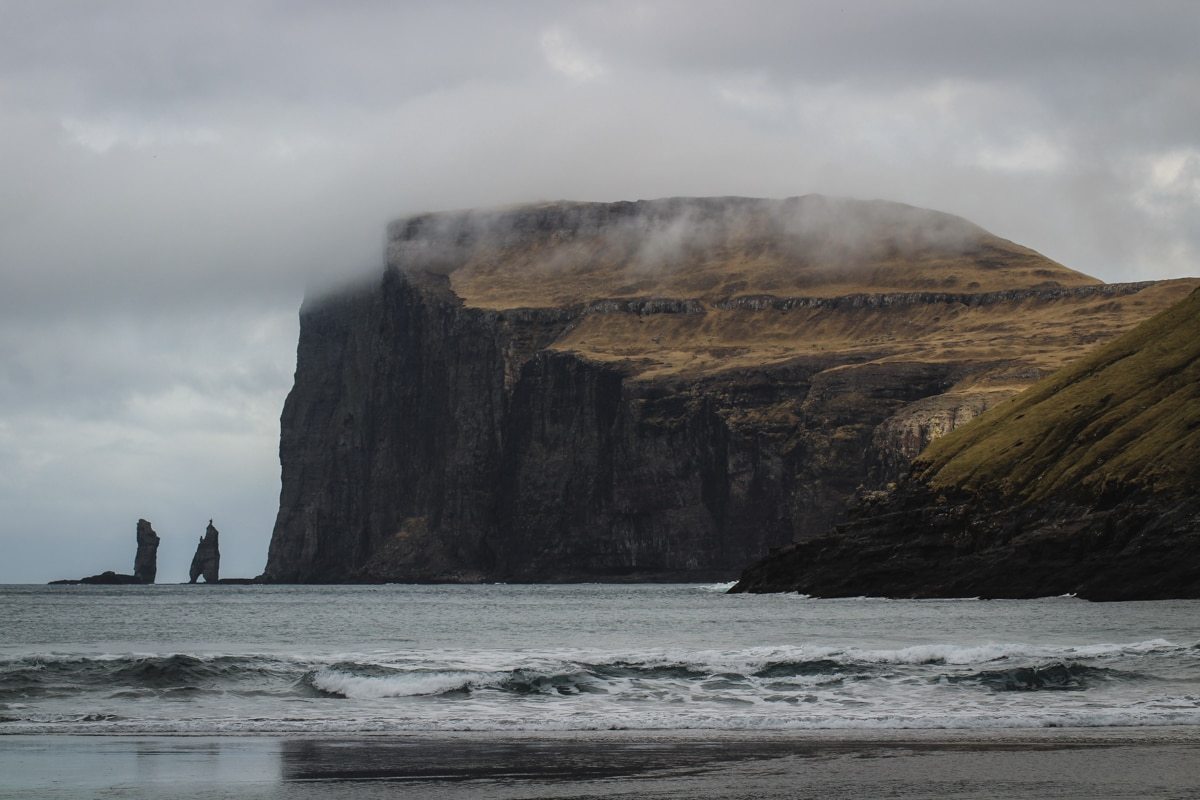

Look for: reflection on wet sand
[4,732,1200,799]
[280,736,796,782]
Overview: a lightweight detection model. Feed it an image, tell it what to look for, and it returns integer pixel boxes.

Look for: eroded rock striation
[732,287,1200,599]
[189,521,221,583]
[261,196,1198,583]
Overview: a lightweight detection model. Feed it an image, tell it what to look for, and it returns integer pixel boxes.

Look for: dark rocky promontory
[260,196,1198,583]
[189,521,221,583]
[732,287,1200,599]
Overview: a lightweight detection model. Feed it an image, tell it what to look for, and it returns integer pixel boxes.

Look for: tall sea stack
[262,196,1199,583]
[189,520,220,583]
[132,518,160,584]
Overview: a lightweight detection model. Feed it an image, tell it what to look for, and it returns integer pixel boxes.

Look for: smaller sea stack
[189,520,221,583]
[133,519,160,583]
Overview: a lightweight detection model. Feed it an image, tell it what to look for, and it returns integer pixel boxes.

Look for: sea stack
[132,519,160,584]
[189,520,221,583]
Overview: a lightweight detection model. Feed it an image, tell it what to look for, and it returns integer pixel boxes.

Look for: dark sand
[3,728,1200,799]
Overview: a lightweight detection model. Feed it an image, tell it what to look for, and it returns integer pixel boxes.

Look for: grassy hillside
[917,287,1200,500]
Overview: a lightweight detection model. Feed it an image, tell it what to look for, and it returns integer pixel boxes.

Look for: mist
[1,1,1198,581]
[386,196,989,284]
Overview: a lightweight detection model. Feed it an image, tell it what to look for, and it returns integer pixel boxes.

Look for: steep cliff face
[732,288,1200,599]
[262,197,1197,583]
[265,270,514,582]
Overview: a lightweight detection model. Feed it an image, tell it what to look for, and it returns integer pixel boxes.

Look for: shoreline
[6,723,1200,740]
[4,727,1199,799]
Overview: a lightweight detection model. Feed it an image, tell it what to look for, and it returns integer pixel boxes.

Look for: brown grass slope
[551,279,1195,381]
[917,286,1200,502]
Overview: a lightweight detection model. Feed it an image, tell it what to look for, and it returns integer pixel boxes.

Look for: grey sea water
[2,584,1199,734]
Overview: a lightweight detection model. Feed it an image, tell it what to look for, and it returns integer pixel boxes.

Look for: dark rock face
[133,518,160,584]
[730,486,1200,600]
[262,269,1053,583]
[189,521,221,583]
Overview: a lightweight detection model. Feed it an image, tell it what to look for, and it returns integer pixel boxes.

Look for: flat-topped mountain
[386,197,1183,382]
[262,196,1196,583]
[389,196,1097,308]
[732,287,1200,599]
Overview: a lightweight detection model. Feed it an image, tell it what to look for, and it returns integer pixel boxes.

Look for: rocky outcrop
[50,519,160,585]
[729,486,1200,600]
[732,287,1200,599]
[133,518,160,583]
[189,521,220,583]
[261,197,1198,583]
[49,570,142,586]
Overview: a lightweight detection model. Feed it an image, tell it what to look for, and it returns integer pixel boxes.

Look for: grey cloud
[0,1,548,112]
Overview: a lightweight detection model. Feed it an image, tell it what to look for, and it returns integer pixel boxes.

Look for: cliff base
[731,486,1200,600]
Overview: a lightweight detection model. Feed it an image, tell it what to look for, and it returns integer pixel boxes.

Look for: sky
[1,1,1198,582]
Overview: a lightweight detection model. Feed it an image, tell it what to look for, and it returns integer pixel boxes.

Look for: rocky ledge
[730,485,1200,600]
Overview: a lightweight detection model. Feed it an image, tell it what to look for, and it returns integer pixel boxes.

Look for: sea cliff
[261,196,1196,582]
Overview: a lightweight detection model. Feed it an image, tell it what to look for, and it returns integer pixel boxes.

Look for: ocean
[3,583,1199,735]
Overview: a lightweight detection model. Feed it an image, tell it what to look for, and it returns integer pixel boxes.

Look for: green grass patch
[917,288,1200,501]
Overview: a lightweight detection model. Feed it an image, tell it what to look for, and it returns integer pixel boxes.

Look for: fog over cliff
[388,196,989,280]
[1,1,1198,581]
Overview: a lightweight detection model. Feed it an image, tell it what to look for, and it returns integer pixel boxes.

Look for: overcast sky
[1,1,1198,582]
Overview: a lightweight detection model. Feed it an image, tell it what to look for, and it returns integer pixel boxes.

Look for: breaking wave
[2,639,1197,734]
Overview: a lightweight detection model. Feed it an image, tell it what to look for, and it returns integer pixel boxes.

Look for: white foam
[311,669,478,698]
[8,704,1200,735]
[734,639,1185,667]
[6,639,1197,736]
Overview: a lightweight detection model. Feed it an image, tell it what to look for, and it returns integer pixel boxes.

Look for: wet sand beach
[4,728,1200,800]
